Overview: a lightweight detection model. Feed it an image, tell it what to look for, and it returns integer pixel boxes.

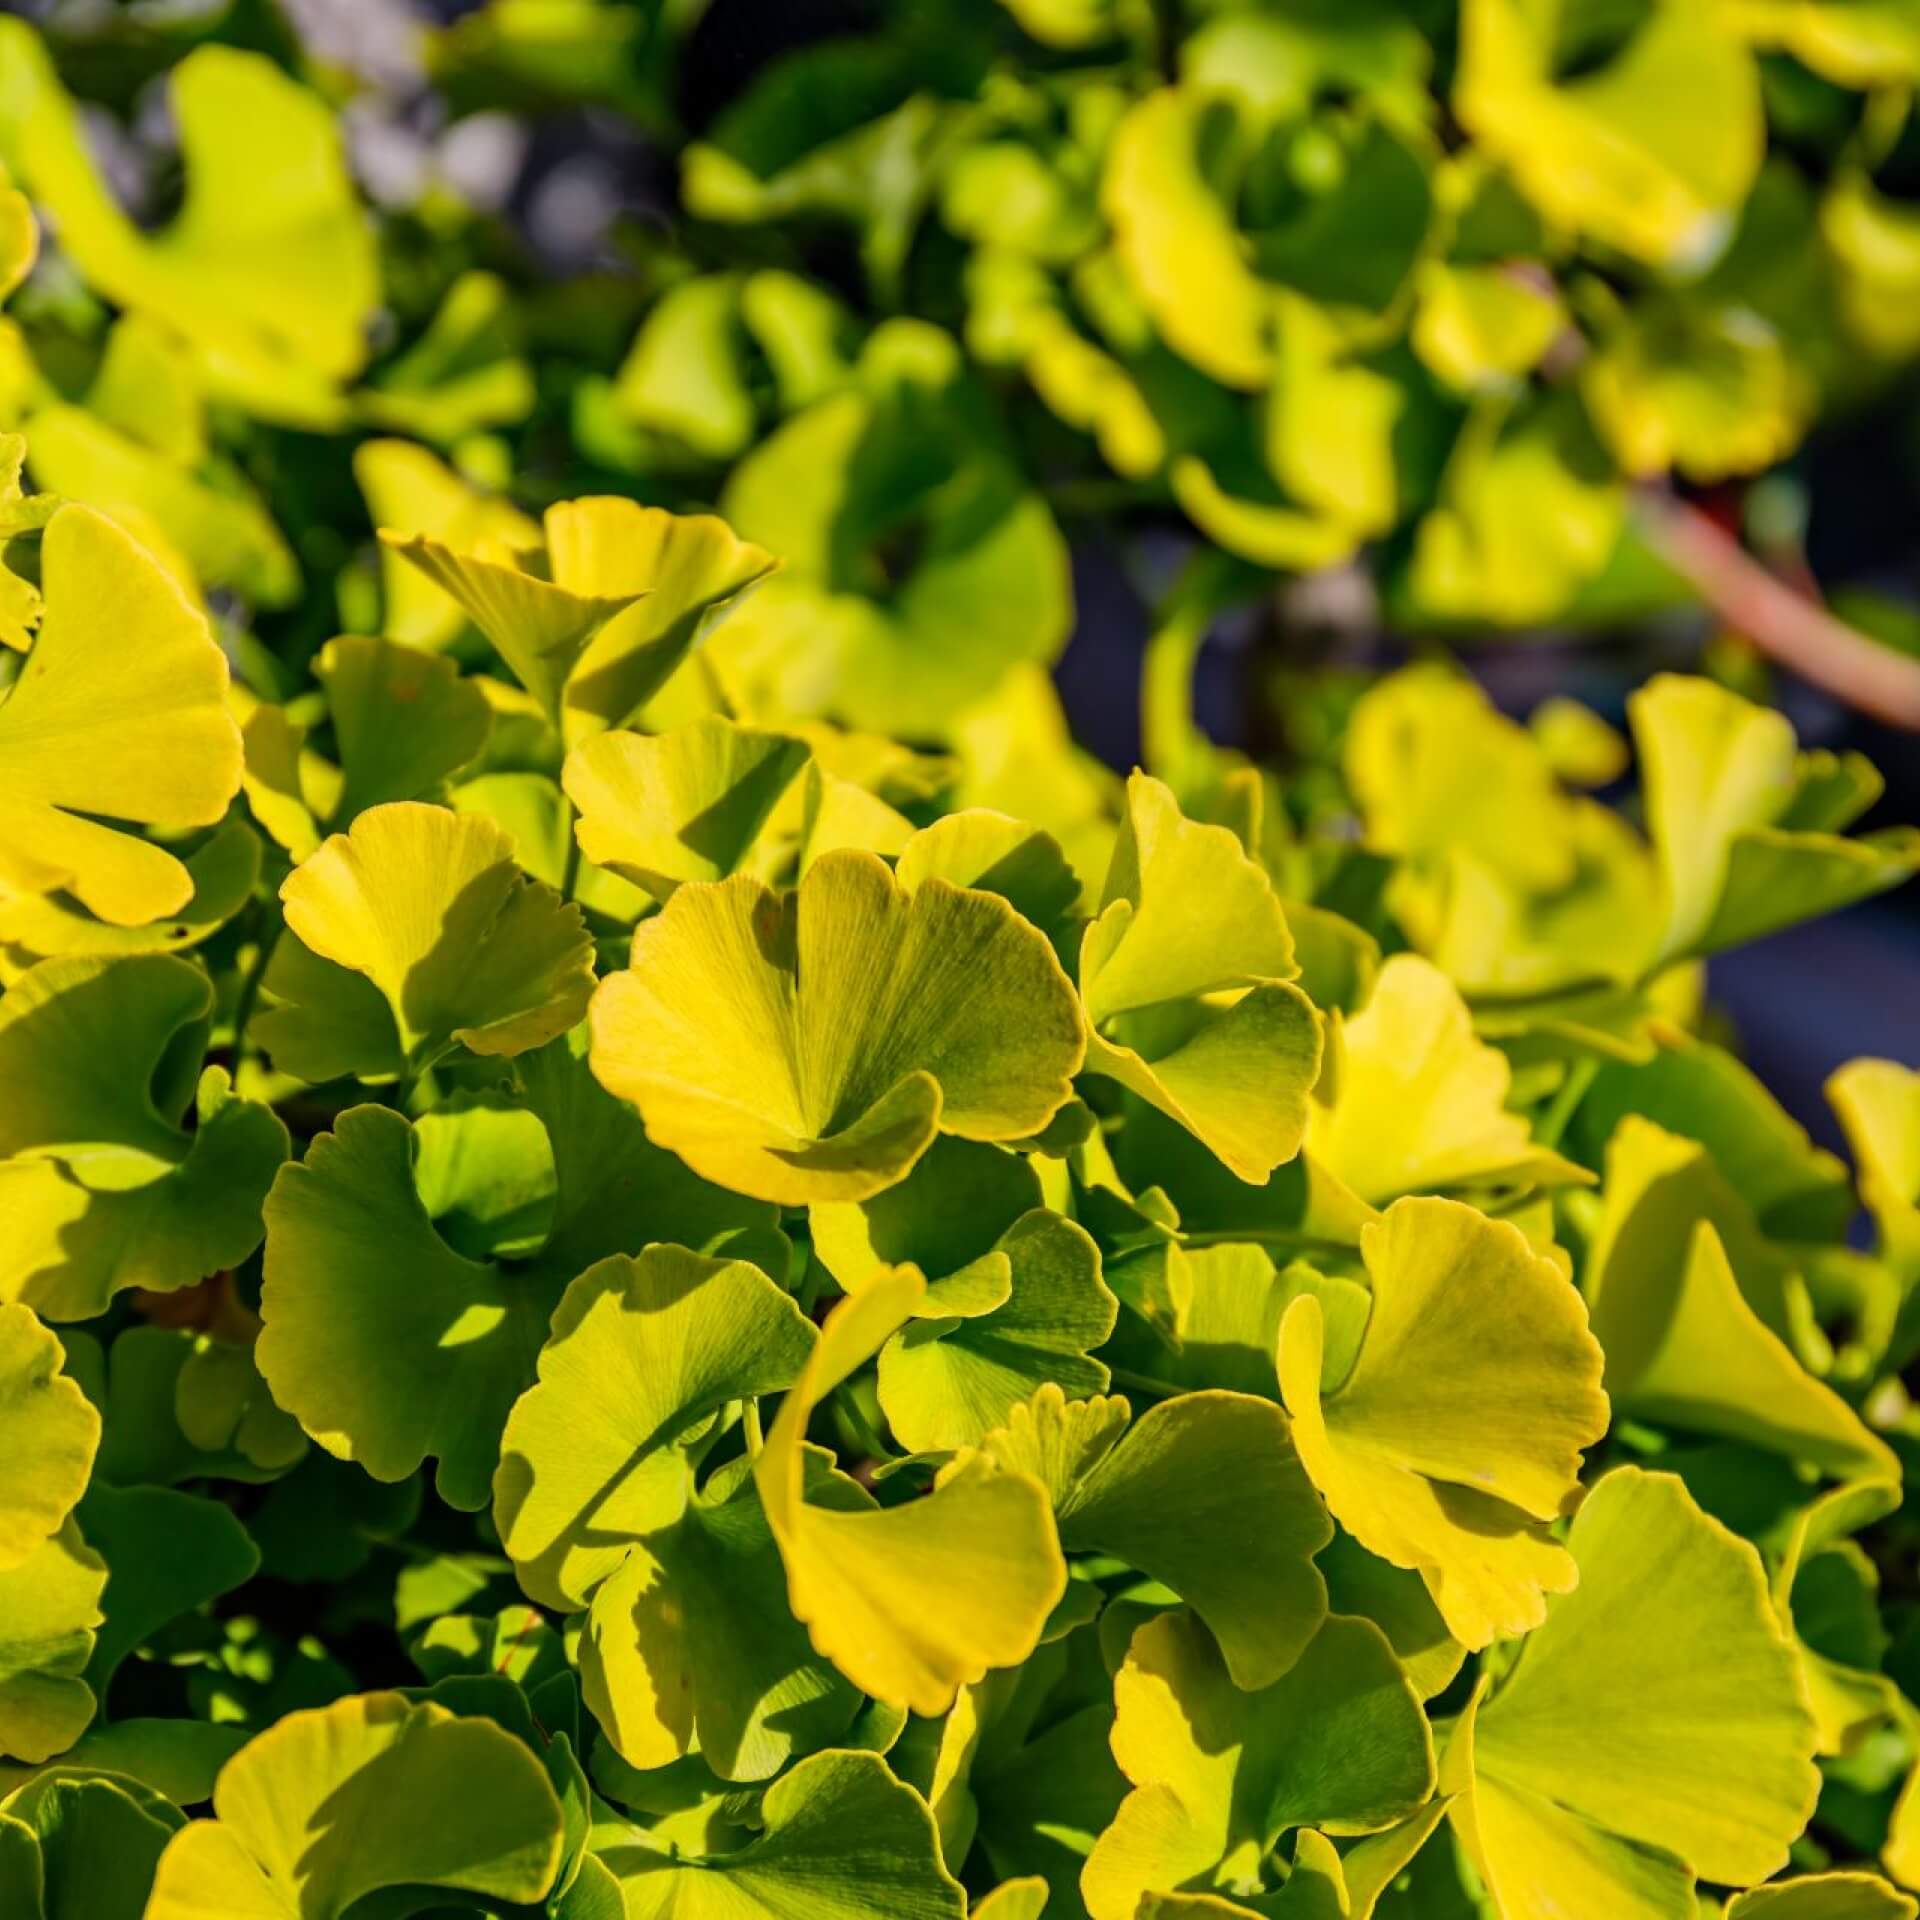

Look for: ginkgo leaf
[1728,1874,1919,1918]
[494,1244,817,1611]
[258,1104,567,1511]
[1632,675,1920,969]
[353,438,541,652]
[0,506,241,926]
[580,1449,863,1781]
[599,1748,967,1920]
[1582,1117,1896,1479]
[1304,955,1589,1205]
[0,1305,97,1572]
[590,849,1084,1205]
[0,1519,105,1765]
[756,1271,1065,1715]
[142,1693,568,1918]
[257,803,594,1082]
[0,819,260,981]
[0,435,56,656]
[1278,1196,1609,1650]
[1413,261,1564,393]
[984,1383,1331,1690]
[1406,394,1625,625]
[358,269,537,447]
[76,1482,258,1703]
[812,1134,1044,1294]
[0,1772,179,1920]
[1828,1060,1920,1350]
[386,496,777,740]
[715,352,1074,737]
[0,34,380,423]
[1451,1468,1820,1917]
[1081,1610,1435,1920]
[1080,774,1320,1183]
[0,954,287,1319]
[23,402,299,610]
[314,634,492,826]
[1456,0,1763,270]
[878,1211,1117,1451]
[563,714,810,899]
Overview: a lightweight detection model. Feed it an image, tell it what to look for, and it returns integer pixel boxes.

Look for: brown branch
[1634,488,1920,732]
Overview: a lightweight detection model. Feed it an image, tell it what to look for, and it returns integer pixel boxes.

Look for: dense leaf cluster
[2,6,1920,1920]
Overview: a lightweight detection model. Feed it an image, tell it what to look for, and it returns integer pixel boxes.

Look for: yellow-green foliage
[0,8,1919,1919]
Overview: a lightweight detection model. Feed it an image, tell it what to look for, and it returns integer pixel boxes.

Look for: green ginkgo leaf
[76,1482,258,1704]
[385,496,777,740]
[314,634,492,827]
[142,1692,568,1918]
[1304,954,1589,1206]
[1632,674,1920,969]
[0,954,287,1319]
[0,1520,104,1765]
[256,803,594,1083]
[757,1271,1065,1715]
[598,1748,967,1920]
[1455,0,1763,270]
[581,1448,864,1782]
[1081,1610,1435,1920]
[494,1243,816,1611]
[0,33,380,424]
[590,849,1084,1205]
[1448,1468,1820,1918]
[1582,1117,1896,1479]
[563,714,811,899]
[257,1104,569,1512]
[1278,1196,1609,1650]
[0,1772,180,1920]
[0,505,241,926]
[984,1383,1331,1690]
[0,1305,97,1572]
[1080,774,1321,1184]
[258,1026,774,1513]
[877,1210,1117,1452]
[358,269,538,447]
[715,341,1073,737]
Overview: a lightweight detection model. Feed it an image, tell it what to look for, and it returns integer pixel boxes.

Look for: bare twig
[1635,488,1920,732]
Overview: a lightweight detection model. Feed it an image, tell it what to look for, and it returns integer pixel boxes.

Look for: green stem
[1534,1057,1599,1152]
[742,1398,765,1461]
[229,910,283,1077]
[1108,1365,1191,1402]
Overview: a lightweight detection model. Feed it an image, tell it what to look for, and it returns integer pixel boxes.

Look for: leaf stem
[1108,1365,1192,1402]
[1635,488,1920,731]
[742,1397,765,1460]
[229,909,283,1078]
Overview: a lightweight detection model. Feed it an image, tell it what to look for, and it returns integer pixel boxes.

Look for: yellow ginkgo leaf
[754,1270,1066,1716]
[0,1302,98,1571]
[1279,1196,1609,1649]
[256,802,594,1082]
[1450,1468,1821,1917]
[590,849,1085,1205]
[1304,954,1590,1205]
[0,506,240,926]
